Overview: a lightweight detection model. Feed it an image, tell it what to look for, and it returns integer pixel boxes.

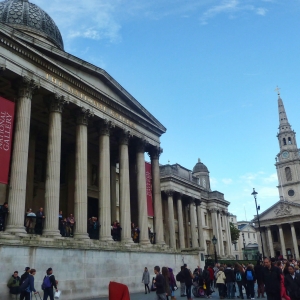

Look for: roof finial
[275,85,281,98]
[198,158,201,163]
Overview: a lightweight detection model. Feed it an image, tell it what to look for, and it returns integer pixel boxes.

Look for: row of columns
[264,223,300,259]
[5,77,165,245]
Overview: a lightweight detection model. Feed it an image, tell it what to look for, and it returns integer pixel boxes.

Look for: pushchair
[192,273,206,298]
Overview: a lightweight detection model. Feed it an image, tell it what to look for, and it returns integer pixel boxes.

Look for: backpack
[236,271,242,282]
[176,272,182,282]
[42,275,52,290]
[19,277,30,292]
[246,270,253,281]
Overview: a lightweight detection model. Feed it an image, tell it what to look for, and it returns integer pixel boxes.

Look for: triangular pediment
[0,23,166,136]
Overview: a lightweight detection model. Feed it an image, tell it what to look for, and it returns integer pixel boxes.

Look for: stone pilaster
[98,120,114,242]
[136,139,150,245]
[177,193,185,249]
[290,223,299,260]
[149,146,165,245]
[189,198,198,248]
[43,94,68,237]
[6,77,38,234]
[119,130,133,244]
[267,226,275,257]
[278,224,286,258]
[195,200,205,250]
[165,189,176,249]
[73,108,93,240]
[218,211,225,255]
[110,156,117,224]
[225,213,232,255]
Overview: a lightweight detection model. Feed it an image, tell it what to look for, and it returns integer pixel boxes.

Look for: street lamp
[242,233,247,260]
[252,188,265,260]
[212,235,218,263]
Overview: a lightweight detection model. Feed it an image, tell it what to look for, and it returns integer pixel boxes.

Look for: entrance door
[88,197,98,219]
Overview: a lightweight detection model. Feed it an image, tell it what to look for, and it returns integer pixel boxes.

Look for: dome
[193,158,209,173]
[0,0,64,50]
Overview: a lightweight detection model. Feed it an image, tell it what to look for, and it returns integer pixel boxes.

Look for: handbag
[54,290,61,299]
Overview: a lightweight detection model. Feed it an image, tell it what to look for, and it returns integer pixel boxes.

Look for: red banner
[0,97,15,184]
[145,162,154,217]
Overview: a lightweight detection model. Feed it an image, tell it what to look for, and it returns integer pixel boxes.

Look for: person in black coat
[285,265,300,300]
[224,264,236,299]
[0,202,9,231]
[244,265,256,299]
[35,207,45,234]
[254,261,265,298]
[262,258,281,300]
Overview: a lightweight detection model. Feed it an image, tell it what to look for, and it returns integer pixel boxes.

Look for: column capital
[176,192,183,199]
[188,197,196,205]
[148,145,163,160]
[290,222,295,227]
[210,208,218,213]
[195,199,202,206]
[136,138,148,153]
[165,189,175,197]
[119,129,132,145]
[17,76,39,98]
[76,107,94,126]
[98,119,115,136]
[46,94,68,113]
[278,224,283,229]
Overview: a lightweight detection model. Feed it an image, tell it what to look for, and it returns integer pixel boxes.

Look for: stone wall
[0,245,200,299]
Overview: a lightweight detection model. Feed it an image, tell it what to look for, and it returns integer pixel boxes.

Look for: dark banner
[0,97,15,184]
[145,162,154,217]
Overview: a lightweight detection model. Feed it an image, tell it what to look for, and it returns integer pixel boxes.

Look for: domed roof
[0,0,64,50]
[193,158,209,173]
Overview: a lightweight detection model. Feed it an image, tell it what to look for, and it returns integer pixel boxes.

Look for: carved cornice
[76,107,94,126]
[165,189,175,197]
[17,76,39,99]
[148,146,163,160]
[46,94,68,113]
[119,129,132,145]
[98,119,115,136]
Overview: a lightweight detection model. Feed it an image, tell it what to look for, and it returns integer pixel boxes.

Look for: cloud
[222,178,233,184]
[256,7,268,16]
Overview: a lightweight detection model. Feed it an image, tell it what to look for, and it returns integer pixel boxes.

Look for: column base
[99,235,113,242]
[5,225,27,235]
[155,240,166,246]
[73,233,90,240]
[121,237,134,245]
[139,239,151,245]
[42,229,61,238]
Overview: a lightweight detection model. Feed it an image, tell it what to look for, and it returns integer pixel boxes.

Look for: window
[288,137,292,145]
[285,167,292,182]
[231,218,233,222]
[283,138,287,145]
[235,255,239,260]
[221,216,223,227]
[248,232,250,239]
[234,243,237,251]
[253,233,255,239]
[204,214,207,226]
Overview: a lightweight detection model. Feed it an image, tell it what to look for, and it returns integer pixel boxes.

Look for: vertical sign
[145,162,154,217]
[0,96,15,184]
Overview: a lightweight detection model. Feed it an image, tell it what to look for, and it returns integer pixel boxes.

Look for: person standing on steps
[142,267,150,294]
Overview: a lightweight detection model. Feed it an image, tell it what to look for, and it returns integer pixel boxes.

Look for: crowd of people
[7,267,58,300]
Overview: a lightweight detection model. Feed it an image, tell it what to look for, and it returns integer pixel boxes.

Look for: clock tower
[275,91,300,202]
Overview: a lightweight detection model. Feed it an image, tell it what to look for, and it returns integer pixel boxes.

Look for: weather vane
[275,86,281,96]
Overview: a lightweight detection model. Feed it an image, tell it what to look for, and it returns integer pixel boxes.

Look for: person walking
[224,264,236,299]
[168,267,177,300]
[7,270,20,298]
[254,261,265,298]
[234,263,246,299]
[153,266,166,300]
[182,264,194,300]
[262,258,281,300]
[216,267,226,299]
[162,267,171,300]
[142,267,150,294]
[20,269,38,300]
[285,265,300,300]
[20,267,30,300]
[176,266,186,297]
[42,268,58,300]
[244,264,256,300]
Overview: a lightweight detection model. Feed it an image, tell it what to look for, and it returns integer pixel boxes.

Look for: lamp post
[242,232,247,260]
[212,235,218,263]
[251,188,265,260]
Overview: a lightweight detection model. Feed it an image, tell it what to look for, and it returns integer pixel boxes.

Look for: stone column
[189,198,199,248]
[6,77,38,234]
[185,204,191,248]
[267,226,275,257]
[218,212,225,256]
[98,120,114,242]
[119,130,133,244]
[210,209,220,253]
[136,140,150,245]
[166,190,176,249]
[261,229,268,258]
[278,224,286,258]
[177,193,185,249]
[225,213,232,255]
[73,108,92,240]
[195,200,205,250]
[43,95,67,237]
[110,157,117,223]
[290,223,299,260]
[149,146,165,245]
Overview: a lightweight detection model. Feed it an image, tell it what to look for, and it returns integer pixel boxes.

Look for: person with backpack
[224,264,236,299]
[244,264,256,300]
[19,269,38,300]
[176,266,186,297]
[234,263,246,299]
[7,270,21,297]
[42,268,58,300]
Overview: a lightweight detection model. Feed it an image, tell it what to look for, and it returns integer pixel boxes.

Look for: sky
[34,0,300,221]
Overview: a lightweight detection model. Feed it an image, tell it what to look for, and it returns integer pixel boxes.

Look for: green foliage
[230,222,240,242]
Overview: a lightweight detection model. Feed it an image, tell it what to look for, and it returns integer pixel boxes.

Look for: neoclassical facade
[254,92,300,260]
[159,160,234,259]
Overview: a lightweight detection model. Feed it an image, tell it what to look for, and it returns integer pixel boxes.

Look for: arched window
[285,167,292,181]
[288,137,292,144]
[283,138,287,145]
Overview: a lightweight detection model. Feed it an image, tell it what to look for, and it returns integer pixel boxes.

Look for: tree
[230,222,240,242]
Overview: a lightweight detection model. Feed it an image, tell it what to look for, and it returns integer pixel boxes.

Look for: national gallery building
[0,0,233,298]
